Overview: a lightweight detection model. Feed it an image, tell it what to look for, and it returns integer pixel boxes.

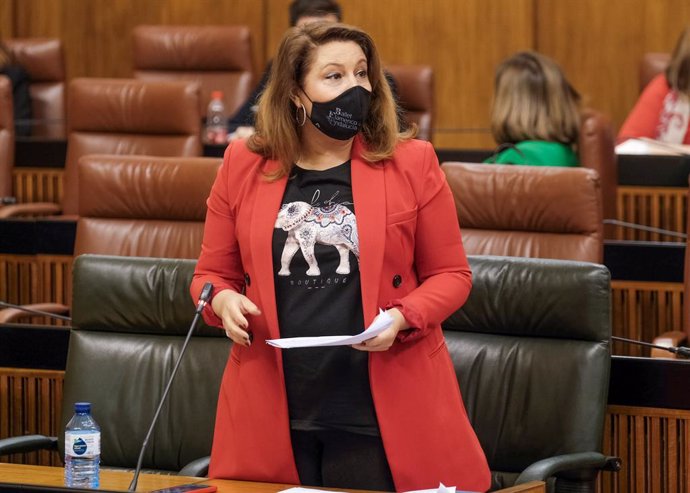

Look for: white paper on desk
[278,488,347,493]
[266,309,393,349]
[615,137,690,155]
[403,483,459,493]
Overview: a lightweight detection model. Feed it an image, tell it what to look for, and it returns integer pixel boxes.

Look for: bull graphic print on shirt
[274,200,360,276]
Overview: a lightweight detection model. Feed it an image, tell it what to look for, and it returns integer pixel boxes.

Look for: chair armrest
[0,303,70,323]
[178,456,210,477]
[0,202,61,218]
[515,452,619,484]
[0,435,58,456]
[651,331,688,358]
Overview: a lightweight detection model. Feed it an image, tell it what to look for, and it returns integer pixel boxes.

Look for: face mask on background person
[302,85,372,140]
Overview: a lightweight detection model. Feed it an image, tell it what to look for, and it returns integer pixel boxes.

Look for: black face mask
[303,85,372,140]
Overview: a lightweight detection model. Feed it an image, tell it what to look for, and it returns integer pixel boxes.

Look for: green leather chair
[0,254,229,474]
[447,256,619,492]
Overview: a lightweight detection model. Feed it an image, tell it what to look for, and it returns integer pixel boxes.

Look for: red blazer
[191,136,490,492]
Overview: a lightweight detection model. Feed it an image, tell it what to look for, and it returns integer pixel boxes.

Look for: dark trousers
[291,429,396,491]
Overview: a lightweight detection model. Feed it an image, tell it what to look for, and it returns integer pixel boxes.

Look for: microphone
[603,219,688,240]
[129,282,213,491]
[0,301,72,322]
[611,335,690,358]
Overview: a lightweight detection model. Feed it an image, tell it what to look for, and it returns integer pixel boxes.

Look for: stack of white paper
[615,137,690,156]
[266,309,393,349]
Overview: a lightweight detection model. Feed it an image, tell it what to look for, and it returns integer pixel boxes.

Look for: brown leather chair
[386,65,434,141]
[132,25,254,118]
[0,75,13,202]
[0,78,202,218]
[74,154,220,258]
[579,109,618,230]
[442,162,604,263]
[639,52,670,93]
[0,154,220,324]
[5,38,66,137]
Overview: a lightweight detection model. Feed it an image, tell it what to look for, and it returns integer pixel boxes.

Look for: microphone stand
[129,282,213,492]
[0,300,72,322]
[612,335,690,358]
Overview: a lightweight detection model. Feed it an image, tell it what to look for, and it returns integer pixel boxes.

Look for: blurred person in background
[0,41,32,136]
[485,51,581,166]
[619,26,690,145]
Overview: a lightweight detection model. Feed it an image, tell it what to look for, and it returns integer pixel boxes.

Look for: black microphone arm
[612,335,690,358]
[129,282,213,492]
[0,300,72,322]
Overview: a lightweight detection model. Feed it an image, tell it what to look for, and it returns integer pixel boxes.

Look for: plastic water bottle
[205,90,228,144]
[64,402,100,488]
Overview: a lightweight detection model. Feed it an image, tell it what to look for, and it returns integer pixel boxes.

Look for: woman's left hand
[352,308,409,352]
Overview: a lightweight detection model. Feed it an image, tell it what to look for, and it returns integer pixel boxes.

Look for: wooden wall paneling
[0,0,14,37]
[616,186,687,242]
[12,0,63,39]
[0,368,64,466]
[13,168,63,205]
[599,406,690,493]
[12,0,267,83]
[611,280,684,356]
[537,0,690,133]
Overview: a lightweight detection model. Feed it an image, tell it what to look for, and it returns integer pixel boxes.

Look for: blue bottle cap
[74,402,91,413]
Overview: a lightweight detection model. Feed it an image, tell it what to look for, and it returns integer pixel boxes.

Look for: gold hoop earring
[296,105,307,126]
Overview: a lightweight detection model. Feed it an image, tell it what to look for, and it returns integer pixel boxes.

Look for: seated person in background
[484,51,580,166]
[0,41,32,136]
[229,0,399,140]
[618,26,690,145]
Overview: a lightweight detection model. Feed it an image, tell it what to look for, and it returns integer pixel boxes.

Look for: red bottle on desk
[205,91,228,144]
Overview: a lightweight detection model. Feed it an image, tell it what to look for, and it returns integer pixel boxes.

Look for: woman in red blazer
[191,22,490,492]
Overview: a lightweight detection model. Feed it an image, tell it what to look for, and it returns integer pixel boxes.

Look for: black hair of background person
[228,0,404,131]
[289,0,343,26]
[0,42,32,136]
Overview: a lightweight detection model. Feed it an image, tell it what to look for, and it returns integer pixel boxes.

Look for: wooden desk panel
[0,463,204,491]
[0,463,546,492]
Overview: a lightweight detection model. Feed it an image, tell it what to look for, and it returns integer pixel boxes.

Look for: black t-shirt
[272,161,379,436]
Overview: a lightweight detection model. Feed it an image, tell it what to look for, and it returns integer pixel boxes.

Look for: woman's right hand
[211,289,262,347]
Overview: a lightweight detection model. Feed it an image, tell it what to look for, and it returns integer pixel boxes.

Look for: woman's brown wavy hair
[247,22,413,179]
[667,26,690,95]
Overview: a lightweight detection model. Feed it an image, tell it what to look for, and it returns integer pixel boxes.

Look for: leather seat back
[75,154,221,258]
[579,109,617,226]
[0,76,13,199]
[64,255,229,471]
[445,255,611,488]
[64,78,202,216]
[442,162,603,263]
[132,25,254,117]
[386,65,434,141]
[5,38,66,137]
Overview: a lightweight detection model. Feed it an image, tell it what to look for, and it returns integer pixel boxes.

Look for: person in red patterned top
[619,26,690,145]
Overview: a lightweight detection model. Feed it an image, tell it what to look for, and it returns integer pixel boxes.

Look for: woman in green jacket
[485,51,580,167]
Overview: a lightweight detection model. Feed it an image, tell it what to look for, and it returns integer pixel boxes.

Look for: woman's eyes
[324,70,368,81]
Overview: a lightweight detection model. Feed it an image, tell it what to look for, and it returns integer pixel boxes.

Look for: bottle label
[65,432,100,458]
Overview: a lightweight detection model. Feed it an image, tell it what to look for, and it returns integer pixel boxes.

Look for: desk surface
[0,463,545,493]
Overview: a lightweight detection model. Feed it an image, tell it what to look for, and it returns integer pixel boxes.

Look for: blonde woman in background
[485,51,581,166]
